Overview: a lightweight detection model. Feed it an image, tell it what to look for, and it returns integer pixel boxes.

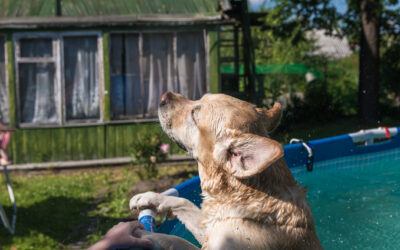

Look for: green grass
[0,165,196,250]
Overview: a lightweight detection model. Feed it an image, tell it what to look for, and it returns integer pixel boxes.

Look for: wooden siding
[10,123,185,164]
[11,126,105,163]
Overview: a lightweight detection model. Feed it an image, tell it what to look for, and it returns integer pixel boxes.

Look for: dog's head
[158,92,284,180]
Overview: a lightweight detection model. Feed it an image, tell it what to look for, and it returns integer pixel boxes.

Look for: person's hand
[88,221,154,250]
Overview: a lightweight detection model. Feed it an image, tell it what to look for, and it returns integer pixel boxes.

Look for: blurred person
[0,123,13,166]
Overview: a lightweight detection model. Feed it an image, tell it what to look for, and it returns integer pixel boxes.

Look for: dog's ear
[213,131,284,179]
[256,102,282,132]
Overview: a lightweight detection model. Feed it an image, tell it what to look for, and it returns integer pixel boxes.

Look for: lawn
[0,165,196,250]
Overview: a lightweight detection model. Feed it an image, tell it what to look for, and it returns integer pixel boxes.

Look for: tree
[358,0,381,123]
[342,0,399,123]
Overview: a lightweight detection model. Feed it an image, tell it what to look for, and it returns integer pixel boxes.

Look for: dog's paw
[129,191,165,212]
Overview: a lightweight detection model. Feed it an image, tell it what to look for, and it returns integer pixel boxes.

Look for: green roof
[0,0,220,18]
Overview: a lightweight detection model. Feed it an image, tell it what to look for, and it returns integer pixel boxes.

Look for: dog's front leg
[130,192,205,244]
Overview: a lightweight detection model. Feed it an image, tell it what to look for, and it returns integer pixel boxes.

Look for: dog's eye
[191,105,201,125]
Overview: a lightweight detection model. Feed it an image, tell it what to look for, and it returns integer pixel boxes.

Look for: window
[110,31,207,119]
[0,36,9,124]
[63,36,100,121]
[15,33,101,126]
[17,37,59,124]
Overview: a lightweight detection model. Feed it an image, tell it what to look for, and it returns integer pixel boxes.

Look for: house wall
[10,123,170,163]
[3,26,220,164]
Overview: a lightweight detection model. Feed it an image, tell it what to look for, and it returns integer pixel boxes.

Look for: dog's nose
[160,91,173,107]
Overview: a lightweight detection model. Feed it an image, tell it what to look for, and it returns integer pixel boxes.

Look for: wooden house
[0,0,260,164]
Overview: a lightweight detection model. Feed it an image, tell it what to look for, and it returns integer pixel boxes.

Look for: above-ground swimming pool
[140,127,400,250]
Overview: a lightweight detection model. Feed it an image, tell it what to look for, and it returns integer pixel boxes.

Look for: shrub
[131,133,169,180]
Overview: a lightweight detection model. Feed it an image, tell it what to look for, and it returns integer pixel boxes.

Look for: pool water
[293,148,400,250]
[162,148,400,249]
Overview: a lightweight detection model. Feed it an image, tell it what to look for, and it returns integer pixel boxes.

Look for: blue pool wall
[285,127,400,168]
[157,127,400,235]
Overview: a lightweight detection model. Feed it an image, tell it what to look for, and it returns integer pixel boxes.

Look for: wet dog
[130,92,322,249]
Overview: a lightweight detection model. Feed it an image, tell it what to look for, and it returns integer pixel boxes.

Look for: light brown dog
[130,92,322,249]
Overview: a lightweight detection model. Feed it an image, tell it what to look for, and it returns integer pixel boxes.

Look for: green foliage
[260,0,339,37]
[253,2,359,123]
[253,0,400,122]
[325,55,359,116]
[130,133,169,180]
[341,0,400,46]
[254,4,315,106]
[342,0,400,116]
[254,3,315,65]
[381,35,400,115]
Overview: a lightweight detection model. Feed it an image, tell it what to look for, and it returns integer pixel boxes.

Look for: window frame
[13,31,104,128]
[108,29,209,122]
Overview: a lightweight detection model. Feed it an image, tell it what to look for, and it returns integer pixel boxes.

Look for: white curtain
[19,63,58,124]
[64,36,99,121]
[142,33,175,117]
[176,32,207,100]
[0,37,8,124]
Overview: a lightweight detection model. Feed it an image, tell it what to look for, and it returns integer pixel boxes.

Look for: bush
[131,133,169,180]
[279,55,359,127]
